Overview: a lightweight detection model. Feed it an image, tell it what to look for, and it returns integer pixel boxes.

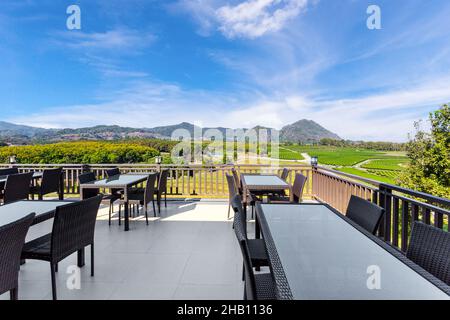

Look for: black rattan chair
[105,168,120,177]
[78,172,120,225]
[345,195,384,235]
[0,167,19,176]
[231,168,242,195]
[21,195,103,300]
[3,172,33,204]
[0,213,35,300]
[233,195,275,300]
[157,170,168,213]
[231,195,269,277]
[118,174,157,224]
[407,221,450,285]
[280,168,290,181]
[268,173,307,203]
[29,168,62,200]
[226,174,239,219]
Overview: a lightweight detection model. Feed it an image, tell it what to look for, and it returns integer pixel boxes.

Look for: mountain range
[0,120,340,144]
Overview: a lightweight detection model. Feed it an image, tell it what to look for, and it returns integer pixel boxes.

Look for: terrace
[0,163,449,300]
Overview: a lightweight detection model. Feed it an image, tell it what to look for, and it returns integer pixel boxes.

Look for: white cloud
[7,76,450,142]
[216,0,308,39]
[59,28,156,51]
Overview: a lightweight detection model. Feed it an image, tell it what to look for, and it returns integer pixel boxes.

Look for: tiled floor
[0,199,251,300]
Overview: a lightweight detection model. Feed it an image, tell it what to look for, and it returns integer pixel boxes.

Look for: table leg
[124,200,129,231]
[77,249,85,267]
[255,212,260,239]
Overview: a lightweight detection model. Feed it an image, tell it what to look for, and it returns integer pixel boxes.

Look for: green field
[361,158,409,171]
[281,145,395,166]
[335,167,397,184]
[277,147,304,160]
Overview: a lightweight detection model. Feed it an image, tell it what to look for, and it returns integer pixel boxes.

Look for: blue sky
[1,0,450,141]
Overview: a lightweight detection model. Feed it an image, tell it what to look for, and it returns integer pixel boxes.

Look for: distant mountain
[0,119,340,144]
[280,119,340,143]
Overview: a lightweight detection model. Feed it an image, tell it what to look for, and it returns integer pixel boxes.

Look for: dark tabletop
[79,174,150,189]
[0,200,75,227]
[258,203,450,300]
[0,171,43,183]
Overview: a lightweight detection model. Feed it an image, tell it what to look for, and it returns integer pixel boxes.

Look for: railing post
[378,185,392,241]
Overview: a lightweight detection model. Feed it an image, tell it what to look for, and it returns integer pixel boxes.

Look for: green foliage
[399,104,450,198]
[319,138,406,151]
[0,141,159,164]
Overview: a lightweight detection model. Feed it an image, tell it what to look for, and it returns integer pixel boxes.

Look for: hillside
[0,119,341,144]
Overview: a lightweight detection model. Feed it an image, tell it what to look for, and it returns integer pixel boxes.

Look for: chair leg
[118,204,121,226]
[242,263,245,281]
[228,203,231,219]
[165,192,167,207]
[91,243,94,277]
[145,204,149,225]
[55,263,58,272]
[152,200,157,217]
[50,263,57,300]
[10,288,18,300]
[108,203,112,226]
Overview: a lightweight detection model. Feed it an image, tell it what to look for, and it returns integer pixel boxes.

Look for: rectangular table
[0,171,43,183]
[240,174,292,204]
[0,200,87,267]
[256,203,450,300]
[79,174,150,231]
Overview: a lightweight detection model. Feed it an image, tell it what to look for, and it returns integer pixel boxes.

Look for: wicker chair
[0,168,19,203]
[105,168,120,177]
[345,195,384,235]
[0,213,35,300]
[280,168,290,181]
[231,168,242,195]
[268,173,307,203]
[233,195,275,300]
[226,174,239,219]
[3,172,33,204]
[21,195,103,300]
[29,168,62,200]
[231,195,270,277]
[118,174,157,224]
[78,172,120,225]
[156,170,168,213]
[407,221,450,285]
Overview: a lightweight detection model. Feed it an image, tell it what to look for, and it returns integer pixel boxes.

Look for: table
[0,172,43,183]
[79,174,151,231]
[0,200,87,266]
[240,174,293,204]
[256,203,450,300]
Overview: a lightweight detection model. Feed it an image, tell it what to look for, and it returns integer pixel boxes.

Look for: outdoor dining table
[79,174,151,231]
[255,202,450,300]
[240,173,293,205]
[0,200,87,266]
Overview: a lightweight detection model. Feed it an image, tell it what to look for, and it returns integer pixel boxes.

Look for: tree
[398,104,449,198]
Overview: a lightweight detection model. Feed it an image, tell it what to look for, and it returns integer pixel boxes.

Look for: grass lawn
[335,167,397,184]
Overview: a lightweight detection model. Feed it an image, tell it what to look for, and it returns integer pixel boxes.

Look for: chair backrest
[78,172,99,199]
[231,194,247,237]
[0,213,35,295]
[0,167,19,176]
[144,174,158,204]
[51,195,103,262]
[105,168,120,177]
[158,170,168,193]
[232,202,257,299]
[4,172,33,204]
[231,168,241,192]
[345,195,384,235]
[292,173,308,203]
[40,168,62,196]
[226,174,238,200]
[280,168,290,181]
[407,221,450,285]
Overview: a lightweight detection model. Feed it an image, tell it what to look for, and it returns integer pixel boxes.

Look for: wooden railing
[312,167,450,252]
[2,163,448,252]
[0,163,313,198]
